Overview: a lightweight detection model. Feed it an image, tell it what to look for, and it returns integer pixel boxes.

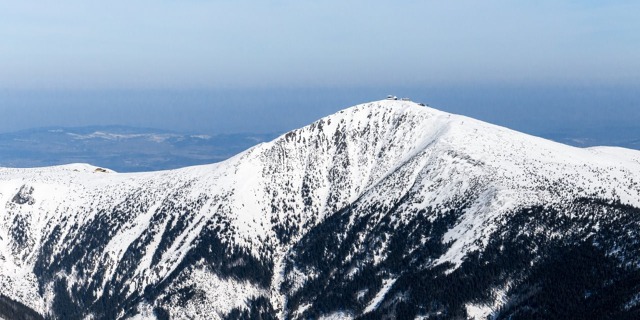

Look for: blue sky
[1,1,639,89]
[0,1,639,138]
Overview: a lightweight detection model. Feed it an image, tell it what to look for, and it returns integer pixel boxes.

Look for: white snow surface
[363,278,397,314]
[1,100,640,317]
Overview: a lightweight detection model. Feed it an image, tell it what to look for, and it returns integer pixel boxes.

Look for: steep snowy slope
[1,100,640,319]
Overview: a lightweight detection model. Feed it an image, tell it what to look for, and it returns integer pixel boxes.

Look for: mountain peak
[1,99,640,319]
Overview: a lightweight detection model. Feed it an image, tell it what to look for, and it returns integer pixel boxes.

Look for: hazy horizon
[1,1,639,145]
[1,85,639,143]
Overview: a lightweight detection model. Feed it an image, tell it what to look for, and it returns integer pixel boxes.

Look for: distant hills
[0,126,280,172]
[0,124,636,174]
[544,126,640,150]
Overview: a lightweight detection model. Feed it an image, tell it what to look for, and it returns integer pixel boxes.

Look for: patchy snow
[159,266,267,319]
[126,302,157,320]
[318,311,354,320]
[624,291,640,310]
[465,303,493,320]
[363,278,397,314]
[465,284,510,320]
[292,303,312,318]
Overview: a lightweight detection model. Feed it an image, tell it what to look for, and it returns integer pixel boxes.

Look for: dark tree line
[0,294,44,320]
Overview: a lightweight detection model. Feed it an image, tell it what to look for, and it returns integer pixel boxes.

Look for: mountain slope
[1,100,640,319]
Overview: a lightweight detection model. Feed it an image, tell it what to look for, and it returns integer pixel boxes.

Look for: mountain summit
[1,100,640,319]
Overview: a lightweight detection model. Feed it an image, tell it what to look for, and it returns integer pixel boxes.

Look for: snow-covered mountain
[1,100,640,319]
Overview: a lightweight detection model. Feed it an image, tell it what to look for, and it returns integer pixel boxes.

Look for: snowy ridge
[1,100,640,319]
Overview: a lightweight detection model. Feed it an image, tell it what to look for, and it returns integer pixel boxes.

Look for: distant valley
[1,124,637,174]
[544,126,640,150]
[0,126,280,172]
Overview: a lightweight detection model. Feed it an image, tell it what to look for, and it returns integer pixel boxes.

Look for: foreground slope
[1,100,640,319]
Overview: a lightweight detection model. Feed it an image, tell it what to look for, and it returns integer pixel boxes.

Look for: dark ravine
[281,197,640,319]
[0,295,43,320]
